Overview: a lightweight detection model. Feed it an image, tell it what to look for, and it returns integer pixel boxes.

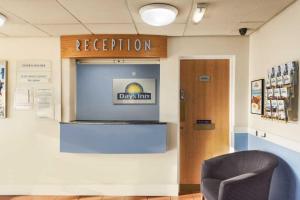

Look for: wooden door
[180,59,230,184]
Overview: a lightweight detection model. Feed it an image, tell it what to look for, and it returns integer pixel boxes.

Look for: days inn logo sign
[113,79,156,104]
[118,82,151,100]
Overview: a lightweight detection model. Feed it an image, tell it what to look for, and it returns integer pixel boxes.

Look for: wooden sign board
[61,34,167,58]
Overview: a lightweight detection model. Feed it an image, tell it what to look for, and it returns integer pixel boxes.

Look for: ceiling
[0,0,295,37]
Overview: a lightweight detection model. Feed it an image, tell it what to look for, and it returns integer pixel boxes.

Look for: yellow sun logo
[125,82,144,94]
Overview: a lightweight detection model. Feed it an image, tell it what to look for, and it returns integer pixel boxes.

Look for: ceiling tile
[0,32,6,37]
[36,24,91,36]
[226,0,294,22]
[185,20,260,36]
[184,21,235,36]
[57,0,133,23]
[136,23,185,36]
[184,0,294,36]
[0,7,26,24]
[0,0,78,24]
[0,0,296,37]
[0,24,48,37]
[127,0,193,24]
[86,23,136,34]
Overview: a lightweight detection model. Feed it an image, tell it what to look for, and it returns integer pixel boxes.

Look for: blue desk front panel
[60,123,167,154]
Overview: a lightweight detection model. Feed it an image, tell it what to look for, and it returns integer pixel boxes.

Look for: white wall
[249,0,300,146]
[0,36,249,195]
[161,36,249,128]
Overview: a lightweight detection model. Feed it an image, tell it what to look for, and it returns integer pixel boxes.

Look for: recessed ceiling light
[0,13,6,26]
[139,3,178,27]
[192,3,207,23]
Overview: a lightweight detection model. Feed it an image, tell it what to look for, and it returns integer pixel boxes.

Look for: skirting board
[0,184,179,196]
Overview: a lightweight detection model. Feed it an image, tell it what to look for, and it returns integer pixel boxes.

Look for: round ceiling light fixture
[0,13,7,27]
[139,3,178,27]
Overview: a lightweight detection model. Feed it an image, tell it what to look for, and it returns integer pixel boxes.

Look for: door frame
[178,55,236,183]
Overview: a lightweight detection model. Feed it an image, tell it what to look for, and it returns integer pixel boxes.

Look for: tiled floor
[0,194,202,200]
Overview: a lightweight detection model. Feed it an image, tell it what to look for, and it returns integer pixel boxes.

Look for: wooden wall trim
[61,34,167,58]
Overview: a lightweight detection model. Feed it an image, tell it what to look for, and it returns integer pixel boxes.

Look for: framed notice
[35,88,54,119]
[0,61,7,118]
[16,60,52,84]
[113,79,156,104]
[251,79,264,115]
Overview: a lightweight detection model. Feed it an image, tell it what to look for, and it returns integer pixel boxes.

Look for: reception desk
[60,121,167,154]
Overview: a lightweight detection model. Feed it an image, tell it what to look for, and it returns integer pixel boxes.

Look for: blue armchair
[201,150,278,200]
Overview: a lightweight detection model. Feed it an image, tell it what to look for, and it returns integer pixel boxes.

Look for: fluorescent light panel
[193,3,207,23]
[0,13,6,26]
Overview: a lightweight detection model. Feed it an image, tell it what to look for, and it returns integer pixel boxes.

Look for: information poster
[17,60,52,84]
[35,88,54,119]
[0,61,7,118]
[12,60,56,120]
[251,79,264,115]
[14,88,33,110]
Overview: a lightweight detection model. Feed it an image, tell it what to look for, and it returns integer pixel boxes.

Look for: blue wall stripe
[234,133,300,200]
[234,133,248,151]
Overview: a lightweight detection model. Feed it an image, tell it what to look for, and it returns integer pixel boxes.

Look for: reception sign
[113,79,156,104]
[61,34,167,58]
[0,61,7,118]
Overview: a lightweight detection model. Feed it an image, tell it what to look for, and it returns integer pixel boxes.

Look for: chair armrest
[218,170,273,200]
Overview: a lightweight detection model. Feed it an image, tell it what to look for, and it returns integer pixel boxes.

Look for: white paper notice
[14,88,33,110]
[17,60,52,84]
[35,88,54,119]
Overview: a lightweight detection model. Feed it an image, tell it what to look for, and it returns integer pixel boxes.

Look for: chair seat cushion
[201,178,221,200]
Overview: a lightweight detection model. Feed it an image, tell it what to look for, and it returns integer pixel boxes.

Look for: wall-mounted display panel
[263,61,299,122]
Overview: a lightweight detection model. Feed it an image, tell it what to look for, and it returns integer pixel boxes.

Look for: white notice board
[17,60,52,84]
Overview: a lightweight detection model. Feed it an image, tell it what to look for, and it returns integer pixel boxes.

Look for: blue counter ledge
[60,121,167,154]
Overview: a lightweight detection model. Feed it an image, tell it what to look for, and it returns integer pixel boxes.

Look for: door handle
[180,89,185,100]
[193,120,215,131]
[180,89,185,122]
